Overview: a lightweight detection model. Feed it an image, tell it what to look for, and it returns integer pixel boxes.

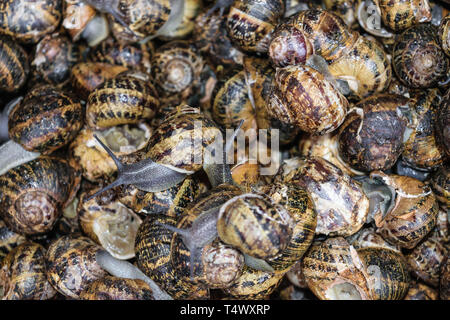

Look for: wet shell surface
[80,276,154,300]
[0,35,29,92]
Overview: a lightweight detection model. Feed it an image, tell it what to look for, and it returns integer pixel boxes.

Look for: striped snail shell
[135,214,210,300]
[323,0,356,26]
[86,72,159,130]
[226,0,285,53]
[0,157,81,235]
[404,281,438,300]
[374,0,432,32]
[80,276,155,300]
[8,85,83,154]
[0,0,62,43]
[0,219,25,261]
[346,226,401,252]
[393,24,448,89]
[440,257,450,300]
[430,165,449,211]
[45,235,108,299]
[436,89,450,158]
[266,64,348,134]
[337,94,412,172]
[0,35,29,92]
[439,14,450,57]
[0,242,56,300]
[278,157,369,237]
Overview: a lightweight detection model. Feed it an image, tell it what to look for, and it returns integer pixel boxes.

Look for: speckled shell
[266,64,348,134]
[430,165,449,211]
[279,157,369,237]
[347,226,400,252]
[356,247,410,300]
[436,90,450,157]
[0,220,25,261]
[62,0,96,41]
[0,0,62,43]
[402,89,445,170]
[0,157,81,235]
[302,237,372,300]
[374,0,431,32]
[90,38,152,74]
[86,73,159,130]
[393,24,448,89]
[371,172,439,249]
[8,85,83,154]
[405,237,447,287]
[226,0,285,53]
[0,35,29,92]
[268,9,355,67]
[440,257,450,300]
[338,94,411,172]
[145,106,222,173]
[439,14,450,57]
[231,161,260,190]
[404,281,438,300]
[33,33,80,86]
[0,242,56,300]
[212,68,257,131]
[70,62,128,100]
[80,276,154,300]
[223,266,285,299]
[135,214,210,300]
[323,0,356,26]
[45,235,107,299]
[258,183,317,272]
[286,260,308,288]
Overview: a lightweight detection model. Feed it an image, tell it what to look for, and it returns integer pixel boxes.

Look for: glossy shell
[266,64,348,134]
[436,90,450,157]
[0,157,80,235]
[440,257,450,300]
[86,73,159,130]
[430,165,449,211]
[323,0,356,26]
[8,85,83,154]
[439,14,450,57]
[404,281,438,300]
[393,24,448,88]
[0,0,62,43]
[374,0,431,32]
[0,35,29,92]
[0,220,25,261]
[80,276,154,300]
[45,235,107,299]
[0,242,56,300]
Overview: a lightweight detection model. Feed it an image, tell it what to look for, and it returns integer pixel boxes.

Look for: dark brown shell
[8,85,83,154]
[430,165,449,211]
[402,89,445,170]
[0,0,62,43]
[0,242,56,300]
[0,35,29,92]
[0,219,25,261]
[33,33,80,86]
[436,89,450,157]
[393,24,448,89]
[323,0,356,26]
[440,257,450,300]
[337,94,411,172]
[439,14,450,57]
[375,0,431,32]
[226,0,285,53]
[0,157,81,235]
[135,214,210,300]
[80,276,154,300]
[45,235,107,299]
[266,64,348,134]
[86,73,159,130]
[404,280,438,300]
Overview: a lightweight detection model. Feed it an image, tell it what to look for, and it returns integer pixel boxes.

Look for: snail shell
[0,0,62,43]
[62,0,97,42]
[45,235,108,299]
[0,157,81,235]
[439,14,450,57]
[430,165,449,211]
[80,276,154,300]
[404,280,438,300]
[393,24,448,89]
[440,257,450,300]
[86,73,159,130]
[0,242,56,300]
[0,35,29,92]
[436,89,450,157]
[0,219,25,261]
[323,0,356,26]
[266,64,348,134]
[374,0,432,32]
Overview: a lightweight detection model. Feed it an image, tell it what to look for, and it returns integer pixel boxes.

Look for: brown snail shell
[279,157,369,237]
[62,0,97,42]
[440,257,450,300]
[0,219,25,261]
[286,259,308,289]
[45,235,108,299]
[374,0,432,32]
[8,85,83,154]
[0,156,81,235]
[0,242,56,300]
[436,89,450,158]
[323,0,356,26]
[0,0,62,43]
[404,280,439,300]
[430,165,449,211]
[159,0,204,40]
[347,226,401,253]
[439,14,450,57]
[393,23,448,89]
[266,64,348,135]
[0,35,30,92]
[80,276,154,300]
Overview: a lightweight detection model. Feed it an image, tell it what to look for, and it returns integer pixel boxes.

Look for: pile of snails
[0,0,448,300]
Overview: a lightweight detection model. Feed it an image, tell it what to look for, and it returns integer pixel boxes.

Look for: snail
[430,165,449,211]
[86,72,159,130]
[323,0,356,26]
[393,23,448,89]
[226,0,285,53]
[337,94,414,172]
[440,257,450,300]
[346,226,401,252]
[80,276,155,300]
[0,156,81,236]
[404,280,439,300]
[0,242,56,300]
[439,14,450,57]
[436,89,450,158]
[0,0,62,43]
[0,219,25,261]
[0,36,29,93]
[32,33,80,86]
